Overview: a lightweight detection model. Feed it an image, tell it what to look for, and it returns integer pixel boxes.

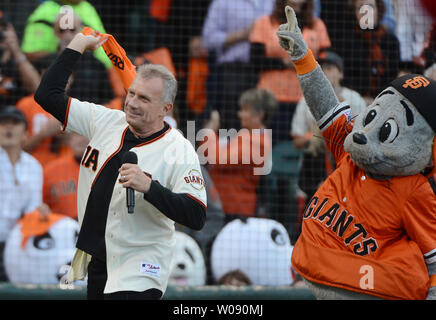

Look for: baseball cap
[318,50,344,72]
[0,106,27,127]
[389,73,436,132]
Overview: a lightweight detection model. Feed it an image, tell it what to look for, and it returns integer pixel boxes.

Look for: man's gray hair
[136,64,178,104]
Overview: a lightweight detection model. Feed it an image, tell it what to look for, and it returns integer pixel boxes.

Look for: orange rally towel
[82,27,136,91]
[19,210,64,249]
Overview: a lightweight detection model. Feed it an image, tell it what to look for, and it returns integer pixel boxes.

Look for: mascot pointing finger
[277,6,436,300]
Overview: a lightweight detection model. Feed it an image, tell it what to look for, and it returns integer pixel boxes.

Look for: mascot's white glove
[276,6,308,61]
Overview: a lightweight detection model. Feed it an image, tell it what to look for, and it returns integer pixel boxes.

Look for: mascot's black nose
[353,132,367,145]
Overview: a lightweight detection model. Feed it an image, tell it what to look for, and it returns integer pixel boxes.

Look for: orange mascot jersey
[43,155,80,219]
[291,103,436,300]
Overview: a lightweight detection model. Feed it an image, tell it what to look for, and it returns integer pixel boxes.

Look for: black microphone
[121,151,138,214]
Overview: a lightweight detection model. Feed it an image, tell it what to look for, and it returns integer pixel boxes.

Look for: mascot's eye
[33,233,55,250]
[271,229,286,246]
[364,109,377,126]
[379,119,399,143]
[184,248,195,262]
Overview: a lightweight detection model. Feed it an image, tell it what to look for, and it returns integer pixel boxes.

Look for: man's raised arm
[34,33,106,123]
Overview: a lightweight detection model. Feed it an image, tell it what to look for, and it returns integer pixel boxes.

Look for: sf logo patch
[184,169,205,190]
[402,76,430,89]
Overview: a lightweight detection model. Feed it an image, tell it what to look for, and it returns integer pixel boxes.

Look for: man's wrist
[142,172,153,194]
[66,35,87,54]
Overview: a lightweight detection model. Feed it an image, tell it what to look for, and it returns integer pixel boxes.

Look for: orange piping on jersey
[294,49,317,75]
[91,126,129,189]
[186,193,207,209]
[62,97,73,131]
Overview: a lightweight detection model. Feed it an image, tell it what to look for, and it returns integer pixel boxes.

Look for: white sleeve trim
[317,102,351,132]
[424,248,436,264]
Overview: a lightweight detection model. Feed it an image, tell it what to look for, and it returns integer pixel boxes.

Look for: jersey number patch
[81,146,100,171]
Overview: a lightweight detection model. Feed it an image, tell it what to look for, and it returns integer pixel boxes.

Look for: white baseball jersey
[64,98,207,294]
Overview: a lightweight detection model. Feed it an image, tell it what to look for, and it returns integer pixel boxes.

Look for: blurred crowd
[0,0,435,288]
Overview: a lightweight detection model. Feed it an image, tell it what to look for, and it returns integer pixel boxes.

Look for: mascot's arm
[276,6,338,121]
[427,263,436,300]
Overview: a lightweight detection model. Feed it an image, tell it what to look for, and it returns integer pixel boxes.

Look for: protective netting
[0,0,434,287]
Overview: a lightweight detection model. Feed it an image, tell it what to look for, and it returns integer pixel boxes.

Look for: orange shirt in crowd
[249,16,331,103]
[201,129,272,217]
[16,95,60,166]
[43,155,80,219]
[291,105,436,300]
[186,56,209,115]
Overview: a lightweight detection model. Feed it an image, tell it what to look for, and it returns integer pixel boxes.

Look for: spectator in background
[249,0,330,144]
[380,0,395,33]
[15,54,66,168]
[17,96,63,167]
[0,15,40,107]
[164,0,212,126]
[336,0,400,105]
[393,0,433,75]
[20,0,110,69]
[51,12,113,105]
[202,0,274,130]
[20,0,125,102]
[319,0,395,53]
[201,88,276,222]
[0,106,42,281]
[291,50,366,201]
[422,23,436,69]
[43,133,89,220]
[217,270,252,286]
[424,63,436,81]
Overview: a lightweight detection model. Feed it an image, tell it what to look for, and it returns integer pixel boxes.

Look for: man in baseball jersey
[35,32,207,300]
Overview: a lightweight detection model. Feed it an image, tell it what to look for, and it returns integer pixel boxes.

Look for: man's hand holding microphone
[119,151,152,214]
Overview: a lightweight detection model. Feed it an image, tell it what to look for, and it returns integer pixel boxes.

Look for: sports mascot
[4,209,84,286]
[210,217,295,286]
[277,6,436,299]
[168,231,207,286]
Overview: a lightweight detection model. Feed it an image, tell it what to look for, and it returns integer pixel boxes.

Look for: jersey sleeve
[64,98,120,140]
[402,179,436,265]
[316,102,353,163]
[169,140,207,208]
